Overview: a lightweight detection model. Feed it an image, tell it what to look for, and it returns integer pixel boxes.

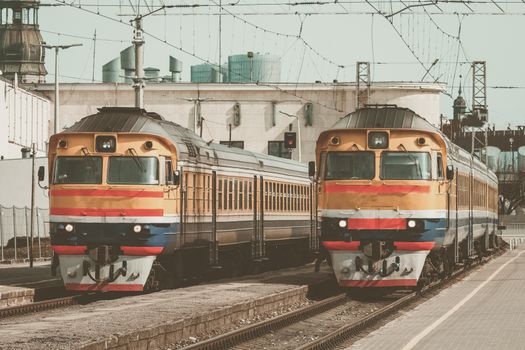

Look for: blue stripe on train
[50,223,179,250]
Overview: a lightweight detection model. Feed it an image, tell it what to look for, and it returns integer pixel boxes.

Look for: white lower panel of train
[328,249,430,288]
[58,255,156,292]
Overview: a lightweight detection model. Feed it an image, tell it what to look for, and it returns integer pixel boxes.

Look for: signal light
[284,132,297,149]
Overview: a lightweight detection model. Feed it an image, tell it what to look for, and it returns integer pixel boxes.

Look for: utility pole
[355,62,371,109]
[42,44,83,134]
[132,16,145,108]
[128,5,174,108]
[29,143,36,268]
[92,30,97,83]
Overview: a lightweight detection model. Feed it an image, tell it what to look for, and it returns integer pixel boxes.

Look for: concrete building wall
[0,77,50,159]
[33,82,443,163]
[0,157,48,208]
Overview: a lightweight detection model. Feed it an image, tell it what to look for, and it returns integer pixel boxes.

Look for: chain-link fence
[0,206,51,262]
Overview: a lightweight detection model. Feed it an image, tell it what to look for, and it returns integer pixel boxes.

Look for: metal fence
[499,218,525,250]
[0,206,50,262]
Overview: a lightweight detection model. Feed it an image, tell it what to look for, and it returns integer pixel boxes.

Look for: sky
[36,0,525,128]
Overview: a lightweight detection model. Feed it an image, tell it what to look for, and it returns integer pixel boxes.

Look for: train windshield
[380,152,431,180]
[54,156,102,184]
[107,157,159,185]
[324,152,375,180]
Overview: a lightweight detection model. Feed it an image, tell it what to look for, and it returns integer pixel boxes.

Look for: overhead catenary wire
[52,0,350,113]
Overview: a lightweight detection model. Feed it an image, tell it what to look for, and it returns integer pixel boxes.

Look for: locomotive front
[315,115,452,288]
[45,131,179,292]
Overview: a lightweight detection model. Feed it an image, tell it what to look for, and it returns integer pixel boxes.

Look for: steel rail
[182,247,505,350]
[0,295,80,319]
[181,293,348,350]
[298,248,507,350]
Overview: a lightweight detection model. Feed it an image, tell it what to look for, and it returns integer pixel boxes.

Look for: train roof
[330,106,498,183]
[62,107,308,178]
[332,106,436,131]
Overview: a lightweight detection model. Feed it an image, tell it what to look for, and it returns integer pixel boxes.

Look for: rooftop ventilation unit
[169,56,183,82]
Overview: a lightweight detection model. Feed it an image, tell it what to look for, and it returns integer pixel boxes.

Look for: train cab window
[380,152,431,180]
[54,156,102,184]
[436,153,444,180]
[108,157,159,185]
[165,158,173,185]
[324,152,375,180]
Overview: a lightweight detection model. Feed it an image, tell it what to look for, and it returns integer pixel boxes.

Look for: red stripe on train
[51,189,163,198]
[324,183,430,193]
[65,283,144,292]
[340,279,418,287]
[120,246,164,256]
[50,208,164,216]
[323,241,435,251]
[51,245,87,255]
[348,218,406,230]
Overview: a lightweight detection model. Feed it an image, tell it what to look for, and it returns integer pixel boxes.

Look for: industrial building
[0,76,50,159]
[32,81,443,163]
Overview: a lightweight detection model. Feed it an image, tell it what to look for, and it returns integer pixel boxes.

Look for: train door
[454,166,460,263]
[309,179,318,253]
[468,165,474,256]
[179,167,186,246]
[252,175,265,261]
[210,171,218,266]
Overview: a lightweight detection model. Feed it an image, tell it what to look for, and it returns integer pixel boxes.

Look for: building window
[220,141,244,149]
[268,141,291,159]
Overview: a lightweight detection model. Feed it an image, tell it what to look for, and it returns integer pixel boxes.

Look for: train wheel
[144,261,169,292]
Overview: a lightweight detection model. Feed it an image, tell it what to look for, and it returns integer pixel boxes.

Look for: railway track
[180,247,506,350]
[0,292,128,319]
[0,295,81,319]
[0,263,330,321]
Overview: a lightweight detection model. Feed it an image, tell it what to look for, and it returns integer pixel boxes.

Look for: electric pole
[132,16,145,108]
[128,5,175,109]
[42,44,83,134]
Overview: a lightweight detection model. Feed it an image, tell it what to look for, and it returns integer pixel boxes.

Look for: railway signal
[284,132,297,149]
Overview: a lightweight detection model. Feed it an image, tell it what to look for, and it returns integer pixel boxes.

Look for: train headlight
[368,131,389,149]
[338,219,347,228]
[95,135,116,153]
[407,220,417,228]
[133,225,142,233]
[65,224,74,232]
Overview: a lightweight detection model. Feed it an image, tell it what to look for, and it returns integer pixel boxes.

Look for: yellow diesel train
[42,107,316,292]
[311,106,498,288]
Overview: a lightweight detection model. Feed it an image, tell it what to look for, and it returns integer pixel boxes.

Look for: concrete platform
[0,262,61,307]
[347,247,525,350]
[0,264,334,350]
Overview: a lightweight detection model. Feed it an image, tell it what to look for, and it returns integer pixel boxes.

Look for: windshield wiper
[127,148,145,172]
[398,149,423,179]
[81,147,99,171]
